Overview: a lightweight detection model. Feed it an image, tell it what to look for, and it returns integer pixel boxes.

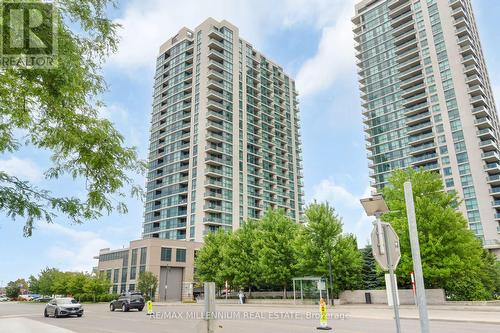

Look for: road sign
[371,222,401,271]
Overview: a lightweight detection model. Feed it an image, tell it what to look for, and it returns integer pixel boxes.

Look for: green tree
[5,281,21,299]
[297,202,342,300]
[28,275,40,294]
[330,234,363,294]
[83,274,111,302]
[0,0,145,236]
[295,203,363,298]
[67,273,89,296]
[382,168,497,300]
[254,209,299,298]
[224,220,261,295]
[137,271,158,300]
[37,267,63,295]
[360,245,384,290]
[195,229,232,288]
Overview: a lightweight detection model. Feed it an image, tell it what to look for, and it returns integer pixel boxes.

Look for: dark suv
[110,292,145,312]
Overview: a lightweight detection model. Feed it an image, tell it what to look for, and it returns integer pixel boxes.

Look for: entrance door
[160,266,183,301]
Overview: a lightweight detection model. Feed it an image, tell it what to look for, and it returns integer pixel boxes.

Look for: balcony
[393,20,414,38]
[474,116,492,129]
[487,174,500,186]
[389,0,411,18]
[461,54,478,67]
[395,37,418,54]
[410,141,436,155]
[205,166,223,177]
[465,74,481,86]
[455,25,472,38]
[391,9,413,27]
[399,65,422,80]
[454,16,468,29]
[489,186,500,197]
[482,151,499,163]
[470,94,488,107]
[401,83,425,99]
[408,131,434,146]
[204,177,223,188]
[463,64,479,76]
[402,92,427,107]
[398,56,421,72]
[472,105,489,117]
[208,59,224,71]
[400,73,424,90]
[208,28,224,41]
[480,139,497,152]
[406,110,431,126]
[393,29,417,46]
[407,120,433,136]
[477,128,495,140]
[202,217,226,226]
[404,101,429,117]
[203,203,223,213]
[412,152,438,166]
[468,84,485,97]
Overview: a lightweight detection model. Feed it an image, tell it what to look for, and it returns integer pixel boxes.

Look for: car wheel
[77,314,82,317]
[55,309,59,318]
[110,304,115,312]
[138,307,143,312]
[44,309,48,317]
[122,304,128,312]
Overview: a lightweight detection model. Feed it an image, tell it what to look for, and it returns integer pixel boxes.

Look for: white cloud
[108,0,275,71]
[295,0,357,96]
[0,157,42,182]
[98,103,129,123]
[107,0,357,75]
[38,223,114,273]
[310,178,370,208]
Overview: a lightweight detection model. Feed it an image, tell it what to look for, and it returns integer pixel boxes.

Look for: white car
[0,296,10,302]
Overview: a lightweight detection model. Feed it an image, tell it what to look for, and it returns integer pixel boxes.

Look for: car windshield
[56,298,78,305]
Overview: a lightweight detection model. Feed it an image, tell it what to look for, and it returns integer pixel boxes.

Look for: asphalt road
[0,302,499,333]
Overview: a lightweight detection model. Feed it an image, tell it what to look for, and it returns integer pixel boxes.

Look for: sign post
[404,181,430,333]
[371,221,401,333]
[361,195,401,333]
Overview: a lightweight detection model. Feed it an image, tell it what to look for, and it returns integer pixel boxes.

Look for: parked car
[110,292,145,312]
[0,296,10,302]
[36,297,53,303]
[44,298,83,318]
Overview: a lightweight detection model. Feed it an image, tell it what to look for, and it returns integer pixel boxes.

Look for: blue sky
[1,0,499,285]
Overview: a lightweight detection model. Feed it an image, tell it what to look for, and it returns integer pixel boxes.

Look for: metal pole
[375,212,385,255]
[204,282,216,333]
[404,181,430,333]
[327,253,334,306]
[383,224,401,333]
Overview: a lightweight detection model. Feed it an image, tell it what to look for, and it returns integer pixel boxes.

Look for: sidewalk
[150,302,500,324]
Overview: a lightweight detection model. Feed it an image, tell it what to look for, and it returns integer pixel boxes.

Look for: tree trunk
[283,285,287,299]
[248,286,252,298]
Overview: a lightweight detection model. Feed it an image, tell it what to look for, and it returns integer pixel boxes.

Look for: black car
[44,298,83,318]
[110,292,145,312]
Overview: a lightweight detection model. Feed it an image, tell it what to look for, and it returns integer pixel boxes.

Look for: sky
[1,0,500,285]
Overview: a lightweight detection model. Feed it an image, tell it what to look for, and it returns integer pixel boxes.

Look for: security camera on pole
[360,195,401,333]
